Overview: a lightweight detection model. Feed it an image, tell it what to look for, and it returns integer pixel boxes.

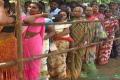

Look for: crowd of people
[0,0,120,80]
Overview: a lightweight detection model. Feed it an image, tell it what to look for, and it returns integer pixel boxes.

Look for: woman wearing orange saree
[0,0,18,80]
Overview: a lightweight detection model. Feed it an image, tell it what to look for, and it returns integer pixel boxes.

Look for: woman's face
[105,11,112,18]
[110,3,118,10]
[99,7,105,13]
[85,7,93,16]
[92,5,99,13]
[27,3,40,15]
[73,7,83,18]
[59,11,67,20]
[50,2,58,10]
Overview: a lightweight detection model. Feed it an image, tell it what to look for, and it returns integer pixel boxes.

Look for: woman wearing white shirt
[47,10,73,80]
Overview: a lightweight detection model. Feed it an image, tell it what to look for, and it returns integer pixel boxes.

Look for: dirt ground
[97,57,120,80]
[41,57,120,80]
[81,57,120,80]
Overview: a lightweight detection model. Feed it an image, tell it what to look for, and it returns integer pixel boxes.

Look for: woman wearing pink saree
[22,2,45,80]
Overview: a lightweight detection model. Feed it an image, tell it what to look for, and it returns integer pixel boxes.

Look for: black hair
[69,1,79,8]
[104,9,112,14]
[39,1,45,12]
[99,4,108,10]
[53,14,63,22]
[30,2,43,12]
[90,0,99,7]
[24,1,31,13]
[60,3,68,11]
[25,1,31,5]
[4,0,12,14]
[4,0,10,8]
[58,10,69,18]
[49,0,63,6]
[109,2,117,5]
[99,4,107,8]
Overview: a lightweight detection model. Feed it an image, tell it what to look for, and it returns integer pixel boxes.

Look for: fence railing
[1,0,120,80]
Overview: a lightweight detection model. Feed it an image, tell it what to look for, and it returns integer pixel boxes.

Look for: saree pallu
[47,40,69,80]
[0,34,18,80]
[23,34,43,80]
[66,22,98,80]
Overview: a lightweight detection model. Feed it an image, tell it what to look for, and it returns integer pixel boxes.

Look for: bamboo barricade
[0,36,119,68]
[4,16,120,26]
[0,17,119,65]
[0,10,119,79]
[15,0,24,80]
[2,20,100,27]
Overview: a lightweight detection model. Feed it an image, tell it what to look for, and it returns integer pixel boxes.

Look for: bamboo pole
[0,20,100,27]
[15,0,24,80]
[2,16,120,26]
[0,36,120,68]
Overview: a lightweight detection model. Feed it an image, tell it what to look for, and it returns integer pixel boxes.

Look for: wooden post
[15,0,24,80]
